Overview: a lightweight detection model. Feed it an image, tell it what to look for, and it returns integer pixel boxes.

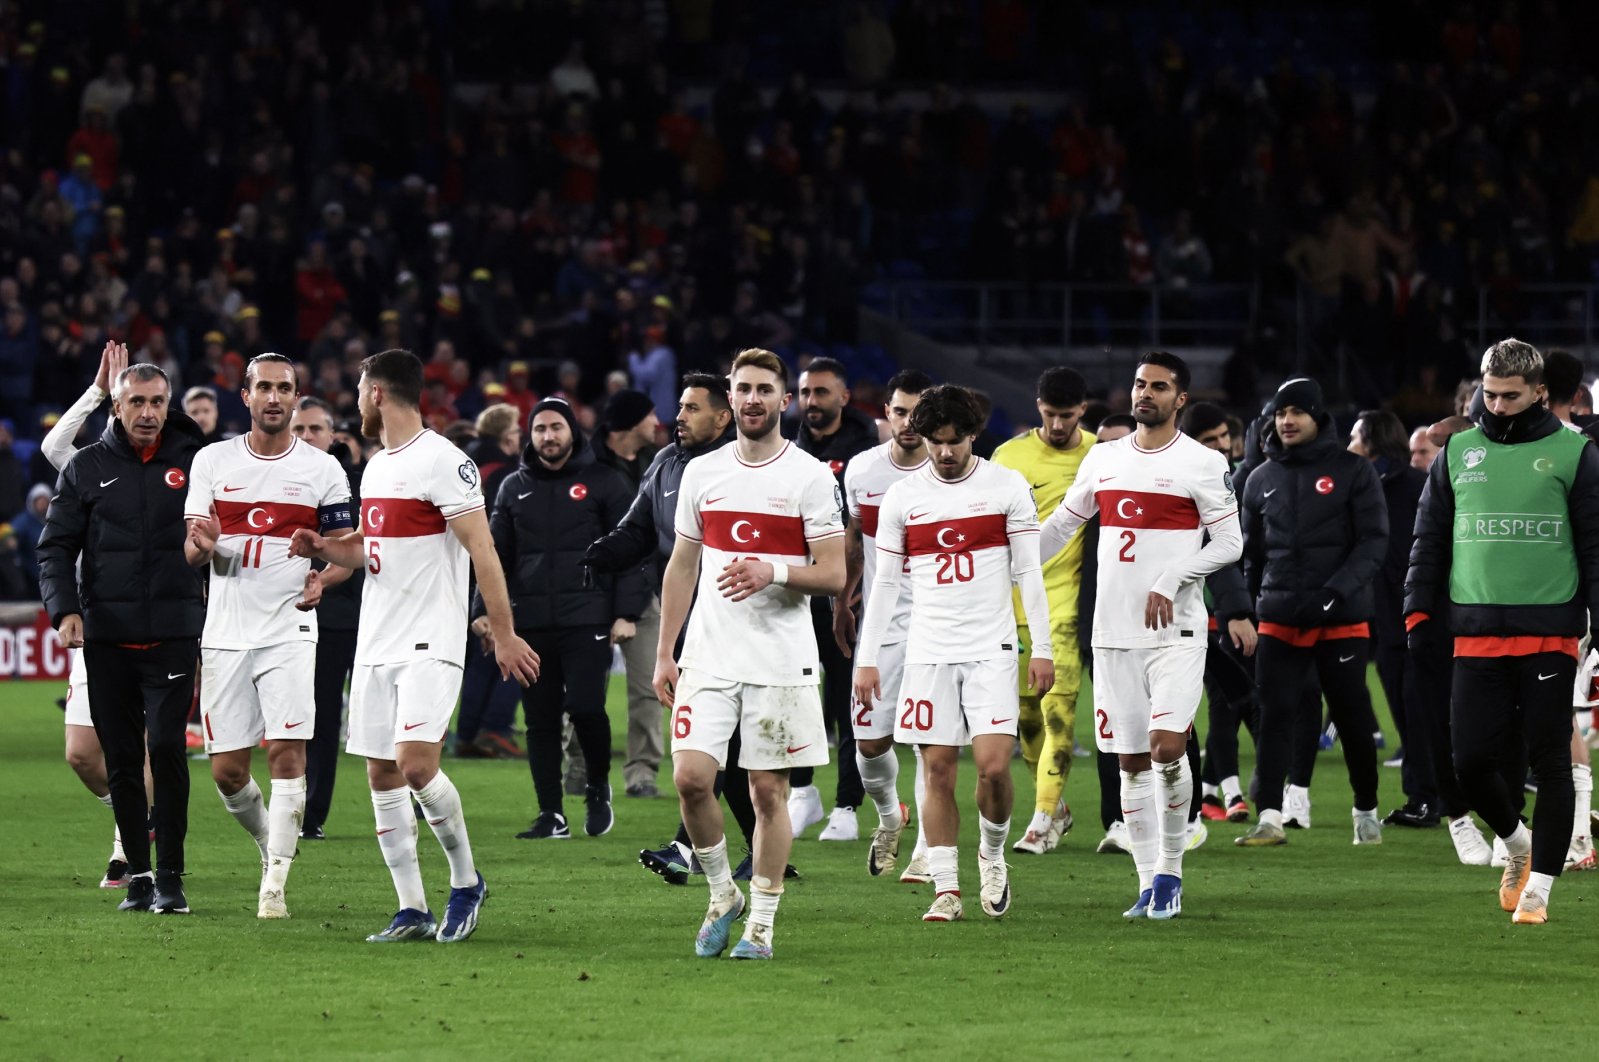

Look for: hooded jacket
[1241,417,1389,628]
[794,404,879,485]
[1406,405,1599,638]
[37,411,209,642]
[486,442,647,630]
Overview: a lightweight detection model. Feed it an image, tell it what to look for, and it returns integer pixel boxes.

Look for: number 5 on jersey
[366,539,381,574]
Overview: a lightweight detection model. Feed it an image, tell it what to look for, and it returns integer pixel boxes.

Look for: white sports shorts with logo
[1090,644,1207,755]
[200,642,317,754]
[895,655,1020,747]
[63,647,92,726]
[670,669,829,771]
[851,638,906,740]
[346,658,464,759]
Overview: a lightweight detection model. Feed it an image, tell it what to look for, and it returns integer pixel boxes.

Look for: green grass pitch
[4,671,1596,1059]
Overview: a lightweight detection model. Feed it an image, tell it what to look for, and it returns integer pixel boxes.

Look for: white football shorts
[851,639,906,740]
[346,658,464,760]
[669,668,829,771]
[1090,644,1206,754]
[895,655,1020,747]
[200,642,317,754]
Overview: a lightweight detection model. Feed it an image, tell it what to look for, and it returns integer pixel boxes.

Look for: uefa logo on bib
[1462,446,1487,470]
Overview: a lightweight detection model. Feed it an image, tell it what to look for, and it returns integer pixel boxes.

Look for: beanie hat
[529,397,581,439]
[601,389,656,433]
[1269,377,1324,419]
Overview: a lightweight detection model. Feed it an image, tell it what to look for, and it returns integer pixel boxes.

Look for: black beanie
[1270,377,1324,418]
[601,388,656,433]
[529,397,581,439]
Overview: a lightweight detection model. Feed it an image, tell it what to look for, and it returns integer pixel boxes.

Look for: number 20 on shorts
[900,697,933,731]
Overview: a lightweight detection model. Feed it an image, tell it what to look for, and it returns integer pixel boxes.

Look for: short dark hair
[1080,400,1111,432]
[800,356,850,385]
[909,383,985,439]
[680,370,730,412]
[1543,348,1584,405]
[1037,366,1087,408]
[1182,401,1229,437]
[245,352,295,387]
[885,368,933,396]
[296,396,334,416]
[1355,409,1410,465]
[1098,413,1138,434]
[1137,351,1190,393]
[360,348,424,408]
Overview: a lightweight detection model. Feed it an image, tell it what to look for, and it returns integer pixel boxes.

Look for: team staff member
[290,396,362,839]
[481,397,645,840]
[38,363,209,914]
[788,356,879,841]
[1407,339,1599,923]
[1237,377,1388,848]
[992,366,1093,854]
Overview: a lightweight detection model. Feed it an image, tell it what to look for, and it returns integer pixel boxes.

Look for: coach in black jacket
[37,363,207,912]
[480,398,645,840]
[1237,377,1389,846]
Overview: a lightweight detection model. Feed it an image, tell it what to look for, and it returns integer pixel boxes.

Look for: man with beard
[1040,353,1241,920]
[787,356,879,842]
[654,348,844,960]
[480,397,643,839]
[289,349,540,944]
[182,356,354,919]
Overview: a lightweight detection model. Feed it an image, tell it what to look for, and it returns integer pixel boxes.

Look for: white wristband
[770,562,789,587]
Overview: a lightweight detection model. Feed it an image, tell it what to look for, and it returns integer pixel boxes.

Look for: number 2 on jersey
[1117,530,1136,562]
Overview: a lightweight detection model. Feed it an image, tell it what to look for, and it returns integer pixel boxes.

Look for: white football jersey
[1057,432,1240,649]
[675,441,844,685]
[844,442,927,646]
[354,429,485,666]
[184,435,353,650]
[873,459,1039,665]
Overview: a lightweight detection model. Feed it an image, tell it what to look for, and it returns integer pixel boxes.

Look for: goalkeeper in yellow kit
[992,367,1094,854]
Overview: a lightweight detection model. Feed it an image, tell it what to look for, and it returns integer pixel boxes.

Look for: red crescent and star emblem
[164,467,186,489]
[1315,476,1335,495]
[569,483,588,501]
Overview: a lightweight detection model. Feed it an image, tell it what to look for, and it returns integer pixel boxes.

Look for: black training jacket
[37,412,209,642]
[486,444,647,630]
[794,405,879,485]
[1406,408,1599,638]
[1241,422,1389,627]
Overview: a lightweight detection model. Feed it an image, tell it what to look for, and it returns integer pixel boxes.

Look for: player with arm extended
[43,340,145,888]
[991,367,1094,855]
[652,348,845,960]
[834,369,932,879]
[289,349,539,944]
[854,384,1055,923]
[1039,353,1242,920]
[181,354,354,920]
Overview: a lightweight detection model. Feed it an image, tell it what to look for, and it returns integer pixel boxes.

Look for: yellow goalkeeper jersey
[992,426,1095,625]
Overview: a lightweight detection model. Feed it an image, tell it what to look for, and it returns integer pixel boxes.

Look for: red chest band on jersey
[362,497,447,538]
[215,500,319,537]
[859,503,880,538]
[1095,489,1200,531]
[702,510,808,555]
[903,513,1008,556]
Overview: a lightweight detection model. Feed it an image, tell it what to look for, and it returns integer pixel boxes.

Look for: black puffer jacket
[486,444,647,630]
[37,412,208,642]
[1371,458,1426,646]
[795,405,879,486]
[1241,422,1389,627]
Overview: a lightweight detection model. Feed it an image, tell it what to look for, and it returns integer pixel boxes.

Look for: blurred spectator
[13,482,52,594]
[627,327,678,421]
[0,419,23,516]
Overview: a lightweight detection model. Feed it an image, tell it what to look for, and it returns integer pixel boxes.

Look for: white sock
[1574,763,1593,843]
[1504,821,1532,857]
[1260,807,1284,828]
[1120,769,1158,890]
[1221,775,1243,804]
[745,883,782,933]
[856,749,902,829]
[1524,870,1555,903]
[412,771,477,889]
[911,746,929,858]
[1201,782,1219,799]
[263,776,306,891]
[978,814,1009,861]
[99,793,126,862]
[371,786,427,912]
[694,836,736,903]
[219,778,270,862]
[928,845,959,895]
[1155,757,1191,878]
